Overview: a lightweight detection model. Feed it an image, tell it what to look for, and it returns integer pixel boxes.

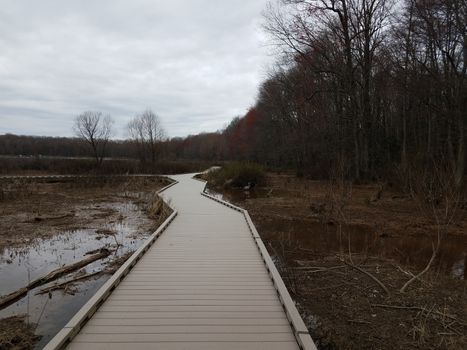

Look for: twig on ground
[292,265,346,271]
[348,319,371,324]
[371,304,467,327]
[344,260,391,296]
[391,263,415,277]
[400,241,438,293]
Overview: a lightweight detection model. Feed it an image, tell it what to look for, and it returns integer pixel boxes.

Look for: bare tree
[264,0,394,180]
[73,111,113,165]
[127,109,166,163]
[127,116,147,163]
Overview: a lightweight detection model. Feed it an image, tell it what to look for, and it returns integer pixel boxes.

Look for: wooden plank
[109,292,279,299]
[116,283,274,289]
[129,268,268,273]
[91,311,288,319]
[80,325,293,334]
[118,281,273,286]
[86,318,291,326]
[109,289,277,295]
[98,305,286,312]
[72,333,297,342]
[127,272,269,276]
[101,300,281,307]
[122,278,273,283]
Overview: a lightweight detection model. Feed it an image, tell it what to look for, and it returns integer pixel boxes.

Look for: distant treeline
[0,133,226,162]
[0,134,135,159]
[0,133,215,175]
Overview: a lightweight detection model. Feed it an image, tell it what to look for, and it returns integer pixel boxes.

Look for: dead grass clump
[0,179,33,202]
[0,315,40,350]
[145,194,172,228]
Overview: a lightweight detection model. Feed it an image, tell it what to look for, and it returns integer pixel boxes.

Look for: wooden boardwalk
[45,174,316,350]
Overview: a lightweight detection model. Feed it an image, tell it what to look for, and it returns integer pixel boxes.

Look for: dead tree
[73,111,113,166]
[127,109,166,163]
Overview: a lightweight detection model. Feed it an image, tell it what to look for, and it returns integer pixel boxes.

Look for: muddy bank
[207,173,467,350]
[0,176,171,349]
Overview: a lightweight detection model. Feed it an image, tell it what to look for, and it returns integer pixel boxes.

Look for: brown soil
[0,176,171,252]
[0,315,40,350]
[212,173,467,350]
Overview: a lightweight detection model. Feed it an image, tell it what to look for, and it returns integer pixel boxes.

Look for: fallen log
[36,271,103,295]
[28,213,75,223]
[0,248,110,310]
[0,287,29,310]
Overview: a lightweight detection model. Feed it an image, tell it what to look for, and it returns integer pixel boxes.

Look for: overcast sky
[0,0,273,138]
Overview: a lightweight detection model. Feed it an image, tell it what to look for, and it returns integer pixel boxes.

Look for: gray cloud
[0,0,272,138]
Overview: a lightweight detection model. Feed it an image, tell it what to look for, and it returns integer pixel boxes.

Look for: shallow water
[207,188,467,279]
[0,201,152,348]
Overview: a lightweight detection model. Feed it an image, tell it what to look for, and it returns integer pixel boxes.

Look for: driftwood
[0,249,110,310]
[0,287,29,310]
[35,271,103,295]
[29,213,74,223]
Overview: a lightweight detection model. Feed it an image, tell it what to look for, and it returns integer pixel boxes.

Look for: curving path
[45,173,316,350]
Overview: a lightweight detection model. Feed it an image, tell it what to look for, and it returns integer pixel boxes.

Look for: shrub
[207,162,265,188]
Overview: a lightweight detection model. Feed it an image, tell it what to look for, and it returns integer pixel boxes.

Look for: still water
[207,188,466,279]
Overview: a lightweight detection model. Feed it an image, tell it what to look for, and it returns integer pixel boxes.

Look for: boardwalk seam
[44,179,179,350]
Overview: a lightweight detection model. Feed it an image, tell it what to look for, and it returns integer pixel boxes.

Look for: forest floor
[207,173,467,350]
[0,176,171,349]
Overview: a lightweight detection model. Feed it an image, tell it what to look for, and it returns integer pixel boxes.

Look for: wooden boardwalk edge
[43,180,179,350]
[199,183,317,350]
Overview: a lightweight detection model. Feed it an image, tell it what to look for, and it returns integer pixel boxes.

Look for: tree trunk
[401,113,407,170]
[455,111,465,187]
[353,120,360,180]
